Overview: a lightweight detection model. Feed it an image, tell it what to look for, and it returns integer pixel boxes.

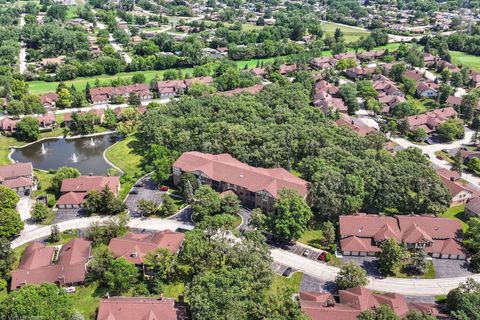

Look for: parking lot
[52,208,86,224]
[124,176,165,217]
[432,258,473,278]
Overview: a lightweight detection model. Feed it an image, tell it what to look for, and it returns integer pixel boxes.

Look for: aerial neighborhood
[3,0,480,319]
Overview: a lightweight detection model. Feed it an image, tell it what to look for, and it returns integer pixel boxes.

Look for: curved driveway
[12,217,476,296]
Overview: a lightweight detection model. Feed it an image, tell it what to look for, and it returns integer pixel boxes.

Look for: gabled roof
[11,238,91,290]
[60,176,120,195]
[0,162,32,180]
[108,231,185,264]
[97,297,182,320]
[173,151,308,198]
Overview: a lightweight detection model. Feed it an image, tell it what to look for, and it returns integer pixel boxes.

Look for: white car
[64,286,76,293]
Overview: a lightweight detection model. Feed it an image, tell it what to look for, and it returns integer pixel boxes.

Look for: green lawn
[395,261,436,279]
[440,204,469,231]
[298,229,324,248]
[73,282,102,320]
[104,135,144,199]
[321,22,370,42]
[27,57,276,94]
[105,136,143,175]
[163,282,186,299]
[451,51,480,71]
[271,272,303,293]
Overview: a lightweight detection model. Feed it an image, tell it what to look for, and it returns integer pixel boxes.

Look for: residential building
[465,197,480,217]
[311,56,337,70]
[154,77,214,98]
[57,176,120,209]
[446,96,463,108]
[40,56,66,68]
[89,84,152,105]
[405,69,427,82]
[416,81,439,98]
[339,213,466,259]
[405,107,457,134]
[335,114,376,137]
[0,162,35,195]
[40,92,59,109]
[357,50,385,62]
[172,151,309,211]
[97,297,185,320]
[300,286,446,320]
[278,64,297,75]
[379,95,407,114]
[436,168,476,206]
[313,91,347,114]
[108,230,185,265]
[345,66,376,80]
[11,238,92,290]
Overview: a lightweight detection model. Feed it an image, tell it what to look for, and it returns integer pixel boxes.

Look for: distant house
[313,91,347,114]
[57,176,120,209]
[154,77,214,98]
[379,95,406,114]
[416,81,439,98]
[335,113,376,137]
[40,92,59,109]
[339,213,466,259]
[172,151,309,211]
[466,197,480,217]
[40,56,66,68]
[372,75,404,97]
[108,231,185,266]
[314,80,339,96]
[97,297,185,320]
[0,117,18,134]
[89,84,152,105]
[446,96,463,109]
[357,50,385,61]
[0,162,35,195]
[300,286,446,320]
[405,69,427,82]
[436,168,476,206]
[311,56,337,70]
[405,107,457,134]
[423,53,439,67]
[278,64,297,75]
[250,67,267,77]
[345,66,376,80]
[333,52,357,60]
[10,238,92,290]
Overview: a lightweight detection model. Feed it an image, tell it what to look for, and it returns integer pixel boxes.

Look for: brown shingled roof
[173,151,308,198]
[97,297,183,320]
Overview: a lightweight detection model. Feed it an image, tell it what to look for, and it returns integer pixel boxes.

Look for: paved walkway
[271,249,478,296]
[11,216,186,249]
[392,128,480,190]
[10,214,480,296]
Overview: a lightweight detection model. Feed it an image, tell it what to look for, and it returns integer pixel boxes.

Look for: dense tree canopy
[138,84,451,220]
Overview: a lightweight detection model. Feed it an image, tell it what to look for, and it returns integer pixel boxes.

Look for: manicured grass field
[27,57,276,94]
[451,51,480,71]
[105,136,143,175]
[73,282,102,319]
[440,204,469,231]
[395,261,436,279]
[321,22,370,42]
[271,272,303,293]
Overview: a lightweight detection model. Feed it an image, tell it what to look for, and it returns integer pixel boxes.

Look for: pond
[11,134,120,175]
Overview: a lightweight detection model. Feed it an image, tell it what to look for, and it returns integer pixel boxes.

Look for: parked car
[436,155,443,160]
[159,186,169,191]
[134,182,144,187]
[64,286,76,293]
[129,189,139,194]
[303,249,311,256]
[282,267,293,277]
[317,252,327,261]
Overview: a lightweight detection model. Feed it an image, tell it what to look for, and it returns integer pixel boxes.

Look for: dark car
[317,252,327,261]
[134,182,144,187]
[129,189,139,194]
[282,267,293,277]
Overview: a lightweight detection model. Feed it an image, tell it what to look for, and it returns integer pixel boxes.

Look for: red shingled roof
[299,286,421,320]
[0,162,32,180]
[11,238,91,290]
[60,176,120,194]
[108,231,185,264]
[217,84,265,97]
[97,297,182,320]
[173,151,308,198]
